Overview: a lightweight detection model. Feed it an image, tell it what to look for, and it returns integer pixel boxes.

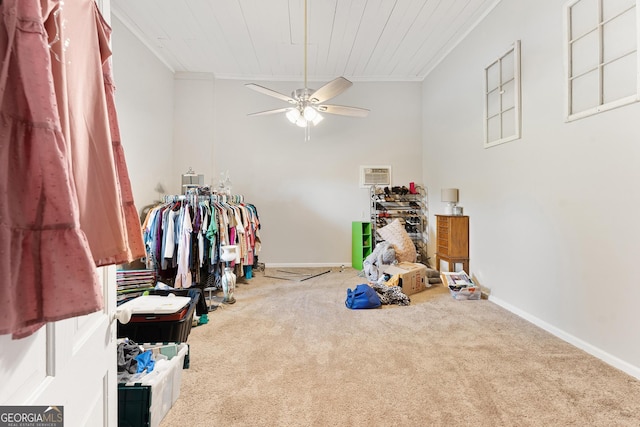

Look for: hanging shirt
[163,208,178,260]
[99,20,145,263]
[43,0,129,265]
[175,206,193,288]
[206,206,218,262]
[0,0,103,338]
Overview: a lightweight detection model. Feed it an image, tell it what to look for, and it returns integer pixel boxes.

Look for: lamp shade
[441,188,459,203]
[286,109,301,123]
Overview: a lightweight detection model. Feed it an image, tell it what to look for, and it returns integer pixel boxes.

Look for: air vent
[360,166,391,188]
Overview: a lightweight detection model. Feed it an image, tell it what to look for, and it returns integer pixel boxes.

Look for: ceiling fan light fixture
[286,109,301,124]
[295,116,308,128]
[311,113,323,126]
[245,0,368,139]
[303,105,317,121]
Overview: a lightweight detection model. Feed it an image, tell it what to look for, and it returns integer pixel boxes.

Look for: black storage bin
[148,288,209,316]
[117,294,196,343]
[118,384,151,427]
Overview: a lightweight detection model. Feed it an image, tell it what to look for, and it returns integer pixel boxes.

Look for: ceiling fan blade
[309,77,353,104]
[317,104,369,117]
[245,83,295,104]
[247,107,293,117]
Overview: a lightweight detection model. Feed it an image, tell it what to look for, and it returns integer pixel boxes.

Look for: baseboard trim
[265,262,351,269]
[489,295,640,381]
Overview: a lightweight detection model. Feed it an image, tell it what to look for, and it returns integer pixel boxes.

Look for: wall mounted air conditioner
[359,165,391,188]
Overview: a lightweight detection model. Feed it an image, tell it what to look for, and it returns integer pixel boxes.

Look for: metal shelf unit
[370,185,429,265]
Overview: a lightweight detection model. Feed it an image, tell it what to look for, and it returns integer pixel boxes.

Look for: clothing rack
[142,190,261,290]
[162,193,245,204]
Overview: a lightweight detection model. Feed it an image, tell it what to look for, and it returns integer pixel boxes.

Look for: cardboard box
[383,262,428,295]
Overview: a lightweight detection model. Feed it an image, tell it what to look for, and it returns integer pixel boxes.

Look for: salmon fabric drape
[0,0,144,338]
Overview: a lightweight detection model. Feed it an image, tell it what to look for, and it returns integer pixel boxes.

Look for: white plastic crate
[118,342,189,427]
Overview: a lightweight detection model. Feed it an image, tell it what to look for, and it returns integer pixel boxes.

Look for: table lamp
[441,188,459,215]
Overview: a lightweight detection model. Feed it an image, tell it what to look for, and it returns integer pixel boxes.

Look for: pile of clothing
[117,339,156,383]
[361,241,443,306]
[362,241,396,283]
[360,241,408,306]
[369,278,411,306]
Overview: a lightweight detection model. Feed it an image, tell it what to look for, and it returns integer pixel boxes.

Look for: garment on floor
[370,282,411,306]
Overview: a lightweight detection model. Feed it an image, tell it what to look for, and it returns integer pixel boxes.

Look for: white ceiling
[111,0,500,82]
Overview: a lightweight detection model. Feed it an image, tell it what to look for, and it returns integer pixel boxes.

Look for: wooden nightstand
[435,215,469,273]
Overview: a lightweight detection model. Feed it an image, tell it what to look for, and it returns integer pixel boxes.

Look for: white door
[0,265,117,426]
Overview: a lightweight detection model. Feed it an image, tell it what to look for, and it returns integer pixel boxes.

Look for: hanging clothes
[174,205,193,288]
[43,0,132,265]
[0,0,145,339]
[141,194,261,289]
[0,0,102,338]
[99,15,146,264]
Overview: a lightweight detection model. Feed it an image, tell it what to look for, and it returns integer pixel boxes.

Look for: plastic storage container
[118,342,189,427]
[117,294,197,343]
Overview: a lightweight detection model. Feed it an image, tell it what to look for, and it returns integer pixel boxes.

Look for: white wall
[423,0,640,377]
[111,16,423,266]
[172,73,216,193]
[110,17,175,211]
[170,78,423,266]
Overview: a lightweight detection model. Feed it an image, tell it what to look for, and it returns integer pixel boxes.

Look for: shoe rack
[370,185,429,265]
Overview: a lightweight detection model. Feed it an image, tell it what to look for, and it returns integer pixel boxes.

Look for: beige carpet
[159,267,640,427]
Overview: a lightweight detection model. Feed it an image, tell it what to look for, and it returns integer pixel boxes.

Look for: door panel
[0,265,117,427]
[0,331,47,404]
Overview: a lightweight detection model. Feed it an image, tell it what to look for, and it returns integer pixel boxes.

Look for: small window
[565,0,639,120]
[484,41,521,148]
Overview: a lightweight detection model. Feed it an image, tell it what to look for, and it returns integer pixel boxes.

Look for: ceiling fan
[245,0,369,140]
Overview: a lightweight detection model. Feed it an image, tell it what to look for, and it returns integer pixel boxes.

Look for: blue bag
[345,284,381,309]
